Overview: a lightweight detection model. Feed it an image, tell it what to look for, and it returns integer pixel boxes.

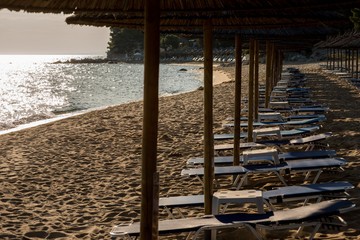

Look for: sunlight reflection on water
[0,55,202,131]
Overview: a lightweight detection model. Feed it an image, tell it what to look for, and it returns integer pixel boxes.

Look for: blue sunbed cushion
[269,199,354,224]
[263,182,354,202]
[286,158,347,170]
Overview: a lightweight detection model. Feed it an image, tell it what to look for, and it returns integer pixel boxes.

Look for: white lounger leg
[234,173,249,190]
[303,169,321,184]
[296,222,321,240]
[195,175,204,186]
[163,206,176,219]
[197,224,264,240]
[312,170,322,184]
[273,171,288,186]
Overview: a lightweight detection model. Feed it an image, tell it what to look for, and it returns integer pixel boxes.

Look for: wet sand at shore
[1,61,359,239]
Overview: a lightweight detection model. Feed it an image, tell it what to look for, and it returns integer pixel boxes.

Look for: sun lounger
[260,87,310,92]
[222,116,326,128]
[111,199,355,239]
[269,97,315,104]
[181,158,347,189]
[158,182,354,218]
[262,181,354,204]
[226,114,325,122]
[292,107,330,113]
[242,99,317,107]
[213,126,319,141]
[187,150,337,166]
[242,107,329,114]
[214,132,333,152]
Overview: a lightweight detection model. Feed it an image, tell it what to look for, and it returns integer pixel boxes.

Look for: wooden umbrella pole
[277,50,280,84]
[326,48,329,69]
[334,48,336,70]
[329,48,332,70]
[280,52,283,78]
[203,19,214,217]
[233,35,242,166]
[352,49,355,77]
[346,49,348,72]
[265,41,271,108]
[336,48,340,70]
[254,39,259,121]
[357,49,359,79]
[247,38,255,142]
[330,48,332,70]
[346,49,348,71]
[340,48,343,72]
[333,48,336,70]
[272,44,276,88]
[272,46,277,87]
[348,49,351,72]
[269,44,274,92]
[140,0,160,239]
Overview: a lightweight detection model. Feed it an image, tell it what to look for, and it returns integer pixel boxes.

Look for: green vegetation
[107,27,237,59]
[107,28,144,58]
[160,34,180,51]
[350,8,360,30]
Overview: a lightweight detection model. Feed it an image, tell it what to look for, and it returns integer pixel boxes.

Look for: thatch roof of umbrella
[327,31,357,48]
[314,35,344,48]
[1,0,359,15]
[2,0,355,49]
[65,12,347,51]
[177,26,343,45]
[314,31,360,48]
[64,10,350,31]
[345,31,360,48]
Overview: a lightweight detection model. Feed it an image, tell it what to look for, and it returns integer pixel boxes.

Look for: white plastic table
[253,126,282,140]
[269,101,289,109]
[242,148,279,165]
[258,112,282,121]
[212,190,264,214]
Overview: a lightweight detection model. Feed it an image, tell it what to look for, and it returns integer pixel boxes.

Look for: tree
[107,28,144,58]
[160,34,180,51]
[350,8,360,30]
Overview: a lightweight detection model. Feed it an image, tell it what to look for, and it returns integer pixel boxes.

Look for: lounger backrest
[182,158,347,177]
[290,132,333,144]
[263,182,354,203]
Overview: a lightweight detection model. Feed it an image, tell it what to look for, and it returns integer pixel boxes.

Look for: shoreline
[0,65,230,136]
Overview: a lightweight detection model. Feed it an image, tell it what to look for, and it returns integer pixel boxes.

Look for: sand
[0,61,359,239]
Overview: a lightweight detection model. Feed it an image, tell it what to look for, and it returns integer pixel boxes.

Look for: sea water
[0,55,203,131]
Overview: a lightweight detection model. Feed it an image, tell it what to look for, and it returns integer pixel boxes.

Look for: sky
[0,9,110,55]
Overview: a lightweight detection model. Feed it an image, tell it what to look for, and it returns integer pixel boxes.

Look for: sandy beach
[1,61,360,239]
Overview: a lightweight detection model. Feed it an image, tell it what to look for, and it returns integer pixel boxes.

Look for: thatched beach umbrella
[65,11,349,150]
[2,0,360,18]
[2,1,360,239]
